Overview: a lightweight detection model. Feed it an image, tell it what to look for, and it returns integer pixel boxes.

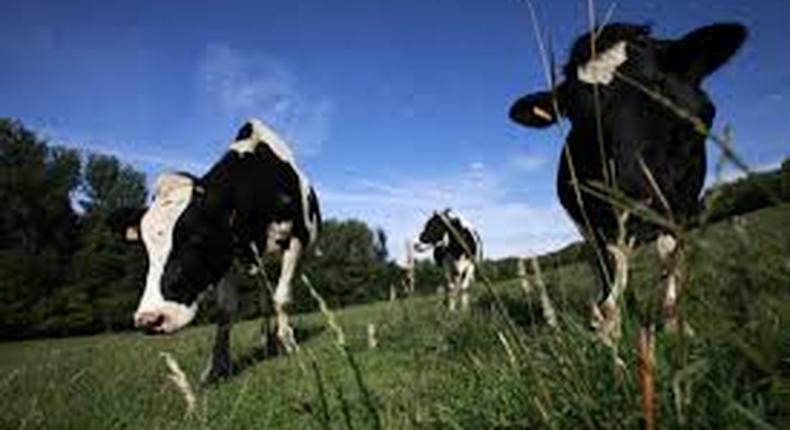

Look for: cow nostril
[153,314,165,328]
[135,312,167,333]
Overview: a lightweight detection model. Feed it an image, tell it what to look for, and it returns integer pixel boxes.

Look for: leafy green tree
[80,153,146,216]
[414,259,444,292]
[295,219,399,311]
[0,119,149,338]
[0,119,81,338]
[71,153,148,333]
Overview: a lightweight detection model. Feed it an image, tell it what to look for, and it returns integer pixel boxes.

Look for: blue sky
[1,0,787,260]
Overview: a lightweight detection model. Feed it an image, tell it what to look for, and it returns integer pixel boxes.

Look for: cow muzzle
[133,301,197,334]
[413,240,431,253]
[134,311,168,334]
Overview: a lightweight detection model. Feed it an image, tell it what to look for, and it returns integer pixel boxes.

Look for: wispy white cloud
[198,45,332,157]
[320,162,578,262]
[39,126,209,174]
[509,153,548,172]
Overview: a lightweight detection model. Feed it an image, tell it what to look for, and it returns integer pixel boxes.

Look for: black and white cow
[509,23,746,341]
[414,209,482,311]
[117,118,320,380]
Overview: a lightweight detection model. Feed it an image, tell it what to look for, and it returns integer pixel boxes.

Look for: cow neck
[198,154,236,225]
[199,153,264,252]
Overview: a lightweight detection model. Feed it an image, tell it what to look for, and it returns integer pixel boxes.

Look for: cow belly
[266,221,293,253]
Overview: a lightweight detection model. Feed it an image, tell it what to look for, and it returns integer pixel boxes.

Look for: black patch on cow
[235,122,254,141]
[160,182,234,304]
[307,186,321,234]
[419,211,479,266]
[153,137,320,305]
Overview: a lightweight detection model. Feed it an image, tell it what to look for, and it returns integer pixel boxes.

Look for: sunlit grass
[0,204,787,429]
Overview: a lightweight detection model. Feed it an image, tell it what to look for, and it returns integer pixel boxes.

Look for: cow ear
[235,121,254,141]
[509,88,564,128]
[665,23,747,84]
[107,207,147,243]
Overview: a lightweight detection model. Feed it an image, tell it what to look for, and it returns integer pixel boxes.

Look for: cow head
[119,172,233,334]
[416,209,451,251]
[509,22,746,150]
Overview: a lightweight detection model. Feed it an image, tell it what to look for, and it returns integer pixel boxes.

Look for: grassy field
[1,204,788,429]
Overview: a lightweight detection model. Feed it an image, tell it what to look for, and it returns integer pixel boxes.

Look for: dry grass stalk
[367,323,378,349]
[497,331,518,368]
[529,257,557,328]
[591,210,633,381]
[517,258,533,295]
[591,210,634,345]
[637,326,656,430]
[404,238,416,294]
[303,275,347,348]
[302,274,382,430]
[160,352,196,417]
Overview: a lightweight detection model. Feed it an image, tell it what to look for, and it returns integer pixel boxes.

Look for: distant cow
[509,23,746,341]
[116,118,320,380]
[415,209,482,311]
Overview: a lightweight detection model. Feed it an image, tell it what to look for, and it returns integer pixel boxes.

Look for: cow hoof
[201,355,233,384]
[201,366,232,384]
[278,327,299,354]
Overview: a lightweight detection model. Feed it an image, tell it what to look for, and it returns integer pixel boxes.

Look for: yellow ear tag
[125,226,140,242]
[532,106,553,122]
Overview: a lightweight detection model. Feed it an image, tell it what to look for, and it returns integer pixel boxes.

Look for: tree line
[702,159,790,223]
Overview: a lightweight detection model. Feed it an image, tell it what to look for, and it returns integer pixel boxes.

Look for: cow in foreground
[415,209,482,311]
[509,22,746,343]
[117,118,320,380]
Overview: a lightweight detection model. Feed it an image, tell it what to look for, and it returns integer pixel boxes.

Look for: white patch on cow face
[135,173,199,332]
[577,41,628,85]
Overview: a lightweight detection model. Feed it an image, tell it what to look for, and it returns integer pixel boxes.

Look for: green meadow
[2,204,788,429]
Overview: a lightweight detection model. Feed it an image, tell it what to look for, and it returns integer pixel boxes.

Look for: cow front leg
[273,238,303,353]
[593,243,629,348]
[443,262,459,312]
[258,287,277,356]
[247,242,278,356]
[447,282,459,312]
[202,273,238,383]
[458,259,475,311]
[657,234,693,335]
